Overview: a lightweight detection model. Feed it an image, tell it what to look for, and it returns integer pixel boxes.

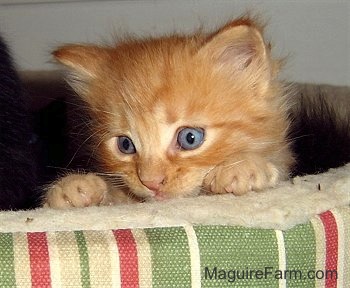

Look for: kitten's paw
[44,173,109,209]
[203,158,280,195]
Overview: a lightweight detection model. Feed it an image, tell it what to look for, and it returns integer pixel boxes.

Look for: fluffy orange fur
[46,17,295,208]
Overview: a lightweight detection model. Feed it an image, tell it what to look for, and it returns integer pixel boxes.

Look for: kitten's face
[93,47,247,200]
[54,19,288,200]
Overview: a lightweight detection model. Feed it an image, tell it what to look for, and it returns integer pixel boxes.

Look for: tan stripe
[184,225,201,288]
[13,233,31,287]
[84,230,113,287]
[311,216,326,288]
[55,231,82,287]
[47,232,62,288]
[106,230,121,288]
[335,207,350,287]
[341,207,350,288]
[331,209,344,287]
[275,230,287,288]
[132,229,152,288]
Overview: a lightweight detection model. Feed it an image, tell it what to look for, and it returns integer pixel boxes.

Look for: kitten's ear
[53,44,108,78]
[53,44,111,96]
[199,18,276,81]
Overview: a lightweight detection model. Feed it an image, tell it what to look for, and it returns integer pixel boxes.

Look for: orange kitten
[45,17,295,208]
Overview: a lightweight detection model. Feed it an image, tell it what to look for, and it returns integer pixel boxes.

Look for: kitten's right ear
[53,44,109,78]
[53,44,110,95]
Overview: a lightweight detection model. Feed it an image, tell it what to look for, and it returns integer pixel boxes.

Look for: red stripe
[319,211,338,288]
[113,229,139,288]
[27,232,51,288]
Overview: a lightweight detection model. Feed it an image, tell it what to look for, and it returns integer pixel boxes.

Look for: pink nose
[142,181,160,192]
[141,177,165,192]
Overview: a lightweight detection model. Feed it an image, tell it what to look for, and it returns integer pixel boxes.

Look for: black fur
[0,35,39,210]
[290,90,350,176]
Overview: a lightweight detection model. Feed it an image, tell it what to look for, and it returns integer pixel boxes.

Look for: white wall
[0,0,349,86]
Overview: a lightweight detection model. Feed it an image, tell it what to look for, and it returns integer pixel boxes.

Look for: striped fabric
[0,207,348,287]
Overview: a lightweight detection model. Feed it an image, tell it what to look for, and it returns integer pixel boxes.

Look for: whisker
[67,127,109,167]
[111,180,127,184]
[221,160,246,170]
[110,183,129,189]
[96,172,126,177]
[87,131,111,165]
[60,98,121,118]
[46,166,77,172]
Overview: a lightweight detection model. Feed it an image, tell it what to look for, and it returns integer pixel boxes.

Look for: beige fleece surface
[0,164,349,233]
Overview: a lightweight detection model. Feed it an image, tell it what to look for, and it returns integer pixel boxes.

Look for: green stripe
[0,233,16,287]
[145,227,191,288]
[195,225,280,287]
[74,231,91,288]
[283,222,316,287]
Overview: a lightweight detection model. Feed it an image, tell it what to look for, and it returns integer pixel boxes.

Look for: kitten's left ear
[199,18,278,82]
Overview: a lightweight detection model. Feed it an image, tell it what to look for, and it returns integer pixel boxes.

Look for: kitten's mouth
[131,187,168,201]
[154,193,167,201]
[147,186,201,202]
[133,178,203,201]
[147,189,169,201]
[140,188,181,202]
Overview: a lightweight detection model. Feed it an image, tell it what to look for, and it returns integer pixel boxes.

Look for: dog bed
[0,72,349,287]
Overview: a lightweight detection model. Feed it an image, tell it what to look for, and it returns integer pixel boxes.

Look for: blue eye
[177,127,205,150]
[117,136,136,154]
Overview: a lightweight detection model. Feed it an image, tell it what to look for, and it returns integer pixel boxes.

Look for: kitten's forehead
[153,100,182,124]
[128,102,181,154]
